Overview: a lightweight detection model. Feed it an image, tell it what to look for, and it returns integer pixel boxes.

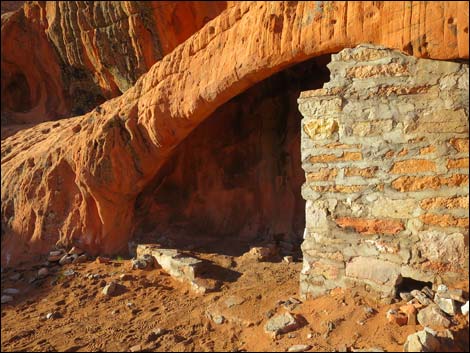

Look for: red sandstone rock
[1,1,227,124]
[335,218,404,235]
[386,310,408,326]
[1,2,469,266]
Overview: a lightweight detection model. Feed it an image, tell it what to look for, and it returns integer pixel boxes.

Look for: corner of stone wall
[298,44,469,302]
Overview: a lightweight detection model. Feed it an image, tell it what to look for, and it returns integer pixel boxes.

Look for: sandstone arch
[1,1,468,266]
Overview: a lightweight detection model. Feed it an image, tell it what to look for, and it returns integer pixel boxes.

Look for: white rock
[102,282,117,296]
[46,312,61,320]
[68,246,84,255]
[213,315,225,325]
[59,254,73,266]
[49,250,64,257]
[288,344,312,352]
[283,256,294,263]
[434,293,458,316]
[1,295,13,304]
[437,284,448,293]
[37,267,49,278]
[462,301,469,316]
[3,288,20,295]
[264,312,299,335]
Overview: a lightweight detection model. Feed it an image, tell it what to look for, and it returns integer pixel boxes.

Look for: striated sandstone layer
[0,1,24,15]
[1,1,227,124]
[1,1,469,267]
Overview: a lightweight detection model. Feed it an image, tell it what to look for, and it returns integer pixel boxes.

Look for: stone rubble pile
[390,285,468,328]
[396,285,468,351]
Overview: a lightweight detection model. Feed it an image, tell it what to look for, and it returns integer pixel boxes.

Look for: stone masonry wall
[298,44,469,302]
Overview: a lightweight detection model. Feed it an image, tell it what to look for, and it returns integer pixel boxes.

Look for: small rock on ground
[213,315,225,325]
[461,301,469,316]
[147,328,167,342]
[3,288,20,295]
[102,282,117,296]
[264,312,299,335]
[130,344,142,352]
[283,256,294,263]
[37,268,49,278]
[288,344,311,352]
[46,312,62,320]
[68,246,84,255]
[399,292,414,302]
[1,295,13,304]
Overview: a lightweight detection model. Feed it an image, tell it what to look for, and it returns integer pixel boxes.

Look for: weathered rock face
[1,1,227,124]
[299,44,469,300]
[1,2,468,267]
[0,1,24,15]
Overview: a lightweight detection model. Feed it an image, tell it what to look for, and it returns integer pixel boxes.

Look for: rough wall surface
[299,44,469,301]
[0,1,24,15]
[1,2,469,267]
[1,1,227,124]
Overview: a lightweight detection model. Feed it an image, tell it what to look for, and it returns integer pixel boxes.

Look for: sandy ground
[1,249,469,352]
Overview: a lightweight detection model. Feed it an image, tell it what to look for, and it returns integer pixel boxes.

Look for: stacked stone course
[299,44,469,301]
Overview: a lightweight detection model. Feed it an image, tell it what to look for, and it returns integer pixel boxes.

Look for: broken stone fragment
[283,256,294,263]
[205,310,225,325]
[411,290,433,305]
[461,301,469,316]
[129,344,142,352]
[2,288,20,295]
[119,274,133,281]
[63,269,75,277]
[245,246,274,261]
[434,293,458,316]
[436,287,467,303]
[421,286,434,299]
[136,246,203,293]
[1,295,13,304]
[400,304,417,325]
[212,315,225,325]
[46,312,62,320]
[59,254,73,266]
[403,327,440,352]
[37,267,49,278]
[400,292,414,302]
[264,312,299,335]
[102,281,117,296]
[224,296,245,308]
[48,250,65,262]
[68,246,84,255]
[131,258,149,270]
[417,304,451,328]
[73,254,88,264]
[146,328,167,342]
[386,309,407,326]
[287,344,312,352]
